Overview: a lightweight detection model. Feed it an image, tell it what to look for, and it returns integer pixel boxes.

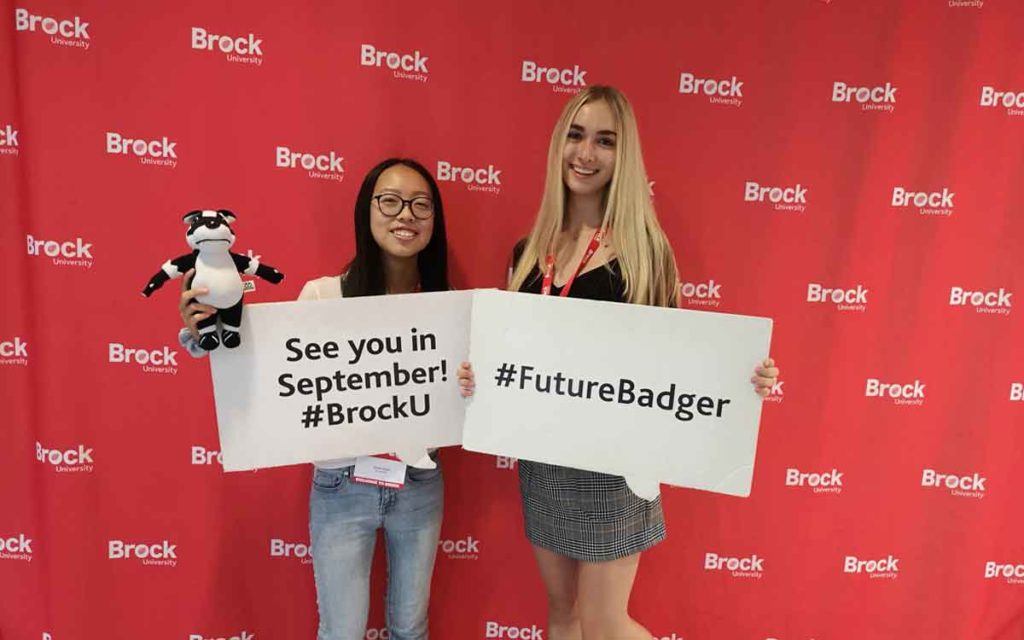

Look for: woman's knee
[578,605,613,634]
[579,603,652,640]
[547,592,579,622]
[577,591,636,639]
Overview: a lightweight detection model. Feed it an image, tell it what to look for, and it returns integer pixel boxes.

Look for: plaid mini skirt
[518,460,666,562]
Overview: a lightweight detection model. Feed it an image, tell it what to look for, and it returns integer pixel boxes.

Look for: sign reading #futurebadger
[210,291,472,470]
[462,290,772,498]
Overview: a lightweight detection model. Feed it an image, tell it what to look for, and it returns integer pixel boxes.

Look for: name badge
[352,455,406,489]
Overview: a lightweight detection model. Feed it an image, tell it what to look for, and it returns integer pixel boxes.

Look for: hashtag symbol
[301,404,324,428]
[494,362,517,387]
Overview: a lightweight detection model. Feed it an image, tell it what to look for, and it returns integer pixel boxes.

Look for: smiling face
[369,164,435,260]
[562,99,618,197]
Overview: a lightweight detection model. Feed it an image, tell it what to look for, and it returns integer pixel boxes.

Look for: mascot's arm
[142,252,198,297]
[231,252,284,284]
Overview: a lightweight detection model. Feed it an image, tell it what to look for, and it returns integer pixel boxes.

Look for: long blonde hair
[508,85,679,307]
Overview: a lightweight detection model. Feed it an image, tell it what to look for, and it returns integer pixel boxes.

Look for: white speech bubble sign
[462,290,772,498]
[209,290,472,471]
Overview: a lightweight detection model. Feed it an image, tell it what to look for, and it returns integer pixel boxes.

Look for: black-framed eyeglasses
[372,194,435,220]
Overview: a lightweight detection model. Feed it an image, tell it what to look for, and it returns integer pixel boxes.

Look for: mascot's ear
[183,210,203,225]
[217,209,237,224]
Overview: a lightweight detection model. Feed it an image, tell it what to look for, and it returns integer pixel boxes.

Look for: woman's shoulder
[298,275,344,301]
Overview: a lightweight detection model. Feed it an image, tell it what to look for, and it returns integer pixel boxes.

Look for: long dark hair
[341,158,450,297]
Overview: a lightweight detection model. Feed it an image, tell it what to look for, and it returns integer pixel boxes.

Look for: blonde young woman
[457,86,779,639]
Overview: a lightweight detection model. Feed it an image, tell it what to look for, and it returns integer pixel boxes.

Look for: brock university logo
[37,442,95,473]
[270,538,312,564]
[361,44,428,82]
[106,132,178,168]
[436,161,501,194]
[275,145,344,182]
[806,283,868,312]
[865,378,925,406]
[108,539,178,566]
[0,337,28,366]
[679,72,743,107]
[843,554,899,579]
[980,85,1024,117]
[27,234,94,268]
[0,124,18,155]
[891,187,954,217]
[438,535,480,560]
[109,343,179,375]
[832,81,897,112]
[192,27,264,66]
[744,181,807,212]
[786,468,843,494]
[14,8,90,50]
[921,468,985,499]
[678,280,722,308]
[521,59,587,93]
[704,552,764,579]
[986,561,1024,584]
[0,534,33,562]
[485,621,544,639]
[949,286,1012,316]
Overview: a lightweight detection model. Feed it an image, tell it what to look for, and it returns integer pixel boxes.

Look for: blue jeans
[309,463,443,640]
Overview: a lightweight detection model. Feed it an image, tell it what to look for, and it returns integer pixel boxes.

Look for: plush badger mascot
[142,209,284,350]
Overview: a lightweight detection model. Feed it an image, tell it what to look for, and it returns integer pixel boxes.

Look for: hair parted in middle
[341,157,450,297]
[508,85,679,308]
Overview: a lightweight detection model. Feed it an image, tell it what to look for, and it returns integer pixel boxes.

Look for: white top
[296,275,344,302]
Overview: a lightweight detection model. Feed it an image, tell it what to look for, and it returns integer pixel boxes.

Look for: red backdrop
[2,0,1023,638]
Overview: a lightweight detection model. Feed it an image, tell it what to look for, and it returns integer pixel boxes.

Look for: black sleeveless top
[517,255,627,303]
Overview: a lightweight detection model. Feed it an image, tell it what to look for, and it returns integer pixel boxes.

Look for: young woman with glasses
[179,158,450,640]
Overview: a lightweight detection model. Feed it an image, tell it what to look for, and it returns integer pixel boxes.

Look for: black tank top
[517,257,626,303]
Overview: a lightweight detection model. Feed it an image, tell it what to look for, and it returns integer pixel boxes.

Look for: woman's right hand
[179,269,216,338]
[457,361,475,397]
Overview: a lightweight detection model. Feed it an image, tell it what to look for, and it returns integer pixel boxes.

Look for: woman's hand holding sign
[457,361,475,398]
[752,358,779,397]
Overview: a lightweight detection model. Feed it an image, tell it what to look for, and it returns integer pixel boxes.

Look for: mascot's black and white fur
[142,209,284,350]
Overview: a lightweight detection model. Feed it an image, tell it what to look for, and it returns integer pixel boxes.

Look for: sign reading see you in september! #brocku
[462,290,772,499]
[209,291,472,470]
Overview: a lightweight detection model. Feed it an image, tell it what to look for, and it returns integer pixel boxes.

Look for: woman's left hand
[751,357,779,397]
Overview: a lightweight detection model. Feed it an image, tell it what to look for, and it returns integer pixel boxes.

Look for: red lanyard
[541,229,604,297]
